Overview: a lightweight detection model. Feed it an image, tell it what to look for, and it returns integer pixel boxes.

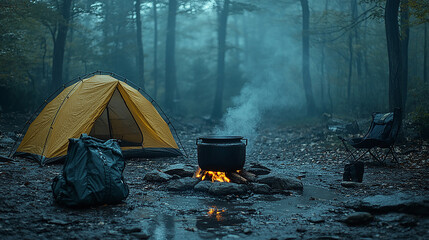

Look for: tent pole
[113,72,189,158]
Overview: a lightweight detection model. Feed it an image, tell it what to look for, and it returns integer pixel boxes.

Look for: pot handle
[196,138,202,145]
[242,138,248,146]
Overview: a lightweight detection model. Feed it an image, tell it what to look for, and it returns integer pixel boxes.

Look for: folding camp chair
[338,108,401,164]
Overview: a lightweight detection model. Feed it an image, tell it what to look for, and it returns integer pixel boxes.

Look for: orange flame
[194,167,230,182]
[207,206,225,221]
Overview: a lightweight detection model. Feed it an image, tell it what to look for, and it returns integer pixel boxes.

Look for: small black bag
[343,161,364,183]
[52,134,129,207]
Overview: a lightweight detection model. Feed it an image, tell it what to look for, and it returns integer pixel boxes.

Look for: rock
[194,181,212,192]
[225,234,240,239]
[314,236,341,240]
[308,217,325,223]
[143,170,172,182]
[171,174,181,180]
[247,167,270,175]
[208,182,248,196]
[296,227,307,232]
[249,183,272,194]
[257,174,303,191]
[283,235,299,240]
[353,193,429,216]
[193,180,249,195]
[341,181,363,188]
[47,219,70,225]
[167,177,200,191]
[343,212,373,226]
[247,166,271,175]
[162,164,196,177]
[247,163,271,175]
[131,232,150,239]
[243,228,252,235]
[398,215,418,227]
[121,226,142,234]
[250,163,271,170]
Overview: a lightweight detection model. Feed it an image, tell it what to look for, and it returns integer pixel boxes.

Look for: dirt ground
[0,114,428,240]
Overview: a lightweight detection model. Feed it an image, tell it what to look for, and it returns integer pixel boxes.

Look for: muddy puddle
[128,185,340,239]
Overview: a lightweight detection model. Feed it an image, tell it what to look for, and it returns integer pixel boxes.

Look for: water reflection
[128,186,341,239]
[196,210,246,234]
[207,206,226,221]
[196,201,249,233]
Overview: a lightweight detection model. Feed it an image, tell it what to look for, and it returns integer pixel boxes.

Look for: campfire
[193,167,256,184]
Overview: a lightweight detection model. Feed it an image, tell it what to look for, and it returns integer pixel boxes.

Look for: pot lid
[199,136,243,140]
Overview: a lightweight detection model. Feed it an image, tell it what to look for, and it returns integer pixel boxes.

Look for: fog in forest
[1,0,428,140]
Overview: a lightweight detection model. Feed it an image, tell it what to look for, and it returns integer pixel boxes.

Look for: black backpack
[52,134,129,207]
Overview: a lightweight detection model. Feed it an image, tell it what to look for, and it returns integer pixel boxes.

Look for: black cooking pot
[196,136,247,172]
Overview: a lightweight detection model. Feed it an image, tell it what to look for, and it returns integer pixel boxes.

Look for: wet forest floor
[0,113,428,239]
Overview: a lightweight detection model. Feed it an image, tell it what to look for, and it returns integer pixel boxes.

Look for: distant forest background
[1,0,428,137]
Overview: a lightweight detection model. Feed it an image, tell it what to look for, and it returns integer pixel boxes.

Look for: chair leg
[382,148,391,163]
[354,149,370,162]
[340,138,357,162]
[369,149,384,164]
[389,146,400,165]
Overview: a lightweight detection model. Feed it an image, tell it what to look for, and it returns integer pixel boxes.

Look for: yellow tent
[15,74,181,165]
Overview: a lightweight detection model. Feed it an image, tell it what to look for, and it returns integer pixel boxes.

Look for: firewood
[239,170,256,182]
[229,172,247,184]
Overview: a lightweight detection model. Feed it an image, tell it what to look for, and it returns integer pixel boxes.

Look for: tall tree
[425,22,428,83]
[385,0,403,113]
[400,0,409,112]
[135,0,145,89]
[51,0,73,90]
[300,0,316,115]
[153,0,158,98]
[347,28,353,103]
[165,0,177,111]
[353,0,363,112]
[347,0,361,106]
[212,0,230,119]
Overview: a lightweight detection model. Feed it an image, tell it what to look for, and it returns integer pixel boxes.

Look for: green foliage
[360,0,429,24]
[0,0,50,111]
[408,0,429,24]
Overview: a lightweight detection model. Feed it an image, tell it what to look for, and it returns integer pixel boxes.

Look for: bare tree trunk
[361,2,371,113]
[51,0,72,91]
[400,0,409,113]
[211,0,230,119]
[64,1,74,85]
[321,46,325,108]
[153,0,158,98]
[424,23,428,83]
[41,38,47,79]
[352,0,363,114]
[347,33,353,103]
[300,0,316,115]
[135,0,145,89]
[323,0,333,114]
[385,0,403,113]
[165,0,177,111]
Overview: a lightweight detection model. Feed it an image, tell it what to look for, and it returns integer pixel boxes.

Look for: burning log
[228,172,247,184]
[194,167,258,184]
[239,170,256,182]
[194,167,231,182]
